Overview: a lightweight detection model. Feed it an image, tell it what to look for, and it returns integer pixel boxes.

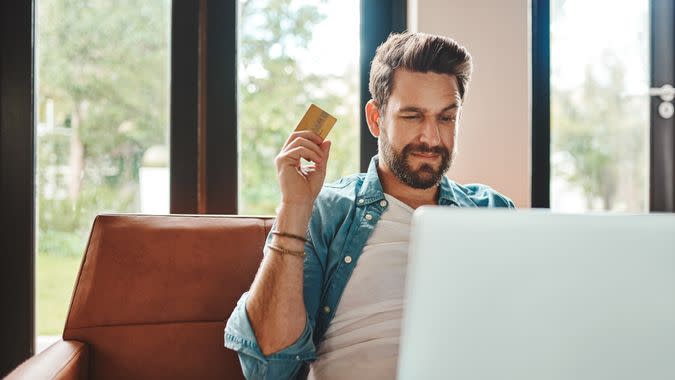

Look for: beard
[379,131,454,189]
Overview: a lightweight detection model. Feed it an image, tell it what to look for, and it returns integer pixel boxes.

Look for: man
[225,32,515,379]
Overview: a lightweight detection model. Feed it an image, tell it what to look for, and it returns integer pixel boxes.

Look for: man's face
[377,69,461,189]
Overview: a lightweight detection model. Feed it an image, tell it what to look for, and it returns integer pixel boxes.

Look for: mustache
[403,143,449,156]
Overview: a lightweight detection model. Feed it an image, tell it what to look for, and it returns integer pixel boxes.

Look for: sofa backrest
[62,214,272,379]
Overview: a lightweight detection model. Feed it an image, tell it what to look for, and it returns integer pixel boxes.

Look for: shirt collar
[357,155,459,206]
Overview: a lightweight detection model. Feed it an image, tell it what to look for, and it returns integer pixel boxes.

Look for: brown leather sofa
[6,214,272,379]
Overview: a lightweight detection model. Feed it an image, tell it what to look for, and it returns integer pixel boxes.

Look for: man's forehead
[389,69,461,111]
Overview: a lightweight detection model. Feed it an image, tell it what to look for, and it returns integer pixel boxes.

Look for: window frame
[531,0,550,209]
[0,1,36,375]
[650,0,675,212]
[170,0,238,214]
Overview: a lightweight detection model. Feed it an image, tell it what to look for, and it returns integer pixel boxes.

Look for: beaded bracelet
[271,230,307,243]
[267,243,306,258]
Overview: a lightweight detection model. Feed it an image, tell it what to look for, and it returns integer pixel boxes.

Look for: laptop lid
[398,207,675,380]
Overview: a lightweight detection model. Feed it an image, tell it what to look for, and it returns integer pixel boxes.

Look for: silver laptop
[398,207,675,380]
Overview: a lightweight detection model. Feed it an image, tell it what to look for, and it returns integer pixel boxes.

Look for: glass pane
[550,0,650,212]
[35,0,171,351]
[237,0,360,214]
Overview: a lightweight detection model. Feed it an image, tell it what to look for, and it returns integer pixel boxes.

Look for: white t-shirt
[308,193,414,380]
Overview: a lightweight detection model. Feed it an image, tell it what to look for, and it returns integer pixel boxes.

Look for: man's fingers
[281,146,323,167]
[284,137,325,159]
[284,130,324,148]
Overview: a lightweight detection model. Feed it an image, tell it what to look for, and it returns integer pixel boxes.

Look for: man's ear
[365,99,381,138]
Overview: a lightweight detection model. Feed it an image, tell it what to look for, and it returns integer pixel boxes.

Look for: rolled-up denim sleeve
[224,291,316,379]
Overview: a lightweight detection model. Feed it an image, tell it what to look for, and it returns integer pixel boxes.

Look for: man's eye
[440,116,456,122]
[402,115,420,120]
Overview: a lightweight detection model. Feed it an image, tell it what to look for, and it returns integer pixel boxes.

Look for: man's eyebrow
[397,106,426,113]
[398,103,460,113]
[441,103,460,112]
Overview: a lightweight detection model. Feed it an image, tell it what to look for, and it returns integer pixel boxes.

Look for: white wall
[410,0,531,207]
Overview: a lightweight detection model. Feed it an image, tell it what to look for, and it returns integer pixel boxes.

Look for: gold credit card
[293,104,337,139]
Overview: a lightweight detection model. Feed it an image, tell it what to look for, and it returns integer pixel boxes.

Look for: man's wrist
[274,202,313,237]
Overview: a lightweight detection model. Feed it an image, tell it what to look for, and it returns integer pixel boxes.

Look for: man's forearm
[246,203,312,356]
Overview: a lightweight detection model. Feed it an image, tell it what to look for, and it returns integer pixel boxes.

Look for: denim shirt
[224,155,515,379]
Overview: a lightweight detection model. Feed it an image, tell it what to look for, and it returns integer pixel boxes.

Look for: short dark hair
[368,32,473,110]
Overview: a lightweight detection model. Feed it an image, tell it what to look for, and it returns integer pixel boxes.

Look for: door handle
[649,84,674,119]
[649,84,674,102]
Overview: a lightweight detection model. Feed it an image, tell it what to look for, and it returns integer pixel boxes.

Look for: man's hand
[275,130,332,208]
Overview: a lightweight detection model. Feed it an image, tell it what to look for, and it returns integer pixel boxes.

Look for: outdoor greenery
[36,253,81,335]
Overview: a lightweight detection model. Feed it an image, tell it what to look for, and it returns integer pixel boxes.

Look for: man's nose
[419,118,442,146]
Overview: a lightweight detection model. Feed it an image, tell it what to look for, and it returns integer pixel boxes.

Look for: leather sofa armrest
[5,340,89,380]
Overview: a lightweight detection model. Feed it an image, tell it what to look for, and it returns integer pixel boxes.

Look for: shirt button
[344,255,352,264]
[296,355,301,360]
[358,198,365,204]
[365,213,373,221]
[380,200,387,207]
[323,305,331,313]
